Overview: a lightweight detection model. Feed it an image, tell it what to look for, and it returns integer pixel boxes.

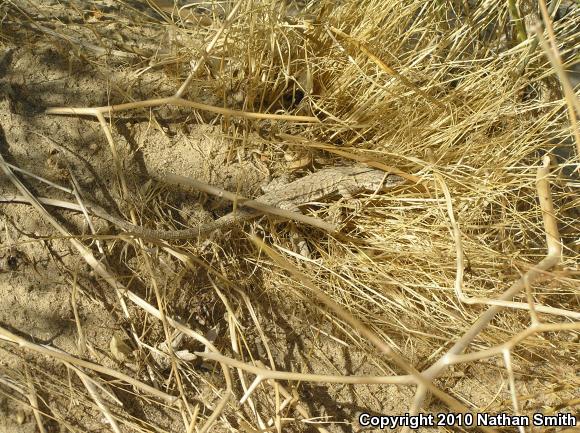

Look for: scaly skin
[93,166,404,240]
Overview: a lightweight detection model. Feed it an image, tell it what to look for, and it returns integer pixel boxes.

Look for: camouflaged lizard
[91,166,405,240]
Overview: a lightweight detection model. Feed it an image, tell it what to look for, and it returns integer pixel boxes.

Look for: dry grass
[0,0,578,432]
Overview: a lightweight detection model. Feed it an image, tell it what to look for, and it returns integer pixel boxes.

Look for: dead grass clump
[0,0,578,432]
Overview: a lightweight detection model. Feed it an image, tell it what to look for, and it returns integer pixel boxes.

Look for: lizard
[85,166,405,241]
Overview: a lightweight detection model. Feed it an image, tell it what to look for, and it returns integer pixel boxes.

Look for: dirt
[0,1,578,433]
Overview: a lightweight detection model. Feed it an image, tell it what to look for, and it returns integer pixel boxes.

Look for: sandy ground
[0,1,578,432]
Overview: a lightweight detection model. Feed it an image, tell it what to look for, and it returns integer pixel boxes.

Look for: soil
[0,1,578,433]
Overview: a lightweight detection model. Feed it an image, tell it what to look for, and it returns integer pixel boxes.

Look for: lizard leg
[275,201,311,257]
[337,184,355,200]
[297,236,310,258]
[288,223,311,258]
[276,200,301,213]
[338,184,365,215]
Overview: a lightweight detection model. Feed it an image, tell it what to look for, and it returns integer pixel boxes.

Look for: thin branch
[446,322,580,365]
[162,173,337,233]
[438,167,578,319]
[196,351,414,385]
[248,237,496,431]
[175,0,244,98]
[537,0,580,159]
[0,326,177,404]
[409,155,563,422]
[0,152,233,433]
[46,96,319,123]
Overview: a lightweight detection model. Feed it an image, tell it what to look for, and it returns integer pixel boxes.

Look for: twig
[536,1,580,160]
[328,26,447,111]
[507,0,527,45]
[408,156,563,425]
[196,351,414,385]
[445,322,580,365]
[46,96,319,123]
[162,173,337,233]
[277,133,421,183]
[0,151,233,433]
[0,326,177,404]
[74,368,122,433]
[247,237,495,431]
[0,375,47,433]
[438,167,578,319]
[70,274,87,354]
[175,0,243,98]
[23,367,47,433]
